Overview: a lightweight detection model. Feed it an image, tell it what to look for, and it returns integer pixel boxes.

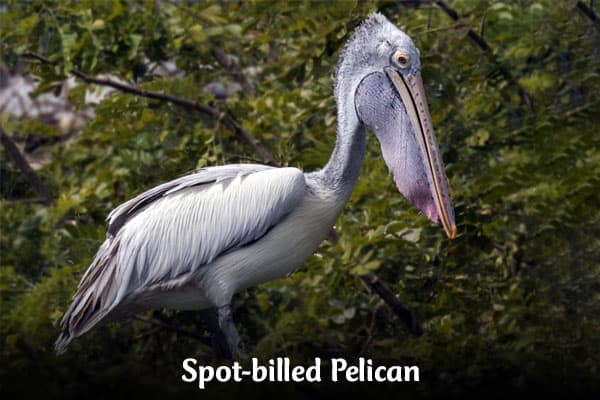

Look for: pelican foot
[217,304,248,360]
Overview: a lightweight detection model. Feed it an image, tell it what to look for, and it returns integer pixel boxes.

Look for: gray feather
[56,164,305,353]
[106,164,273,237]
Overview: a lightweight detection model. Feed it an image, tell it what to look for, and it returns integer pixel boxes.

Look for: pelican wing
[106,164,274,237]
[56,164,306,352]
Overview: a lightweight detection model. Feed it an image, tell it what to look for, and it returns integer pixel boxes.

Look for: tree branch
[69,69,277,166]
[576,1,598,24]
[0,127,53,206]
[359,273,422,336]
[24,52,277,166]
[434,0,534,111]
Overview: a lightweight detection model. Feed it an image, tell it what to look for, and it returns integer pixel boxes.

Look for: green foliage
[1,0,599,397]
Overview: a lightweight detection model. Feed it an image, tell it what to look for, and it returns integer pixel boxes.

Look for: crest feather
[334,13,394,95]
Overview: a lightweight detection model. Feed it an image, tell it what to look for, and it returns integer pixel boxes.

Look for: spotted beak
[355,69,457,239]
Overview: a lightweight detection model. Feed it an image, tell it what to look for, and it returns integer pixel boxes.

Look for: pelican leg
[200,308,231,360]
[217,304,248,359]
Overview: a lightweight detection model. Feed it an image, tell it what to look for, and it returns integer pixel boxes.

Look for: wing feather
[56,164,306,353]
[106,164,273,237]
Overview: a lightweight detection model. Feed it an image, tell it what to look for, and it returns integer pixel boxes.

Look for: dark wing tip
[55,331,73,355]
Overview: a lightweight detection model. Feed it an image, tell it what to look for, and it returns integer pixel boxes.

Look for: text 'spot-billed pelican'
[56,13,456,358]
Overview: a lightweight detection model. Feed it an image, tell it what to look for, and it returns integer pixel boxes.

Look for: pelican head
[336,13,456,238]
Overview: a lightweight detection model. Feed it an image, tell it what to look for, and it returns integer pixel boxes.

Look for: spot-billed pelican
[56,13,456,358]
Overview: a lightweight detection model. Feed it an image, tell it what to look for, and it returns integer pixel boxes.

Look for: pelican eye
[392,50,411,68]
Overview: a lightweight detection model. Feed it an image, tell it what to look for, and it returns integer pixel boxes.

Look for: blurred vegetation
[1,0,599,398]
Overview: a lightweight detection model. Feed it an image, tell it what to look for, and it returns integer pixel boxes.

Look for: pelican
[56,13,456,358]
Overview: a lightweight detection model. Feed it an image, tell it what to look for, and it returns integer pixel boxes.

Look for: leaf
[396,228,422,243]
[189,24,205,43]
[350,260,381,275]
[91,19,105,30]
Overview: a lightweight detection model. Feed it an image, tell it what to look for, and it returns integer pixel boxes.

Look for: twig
[360,306,380,354]
[0,127,53,205]
[133,314,212,346]
[359,273,422,336]
[23,52,52,64]
[434,0,534,111]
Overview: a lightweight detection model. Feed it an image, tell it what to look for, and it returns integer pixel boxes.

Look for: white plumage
[56,165,346,353]
[56,13,456,357]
